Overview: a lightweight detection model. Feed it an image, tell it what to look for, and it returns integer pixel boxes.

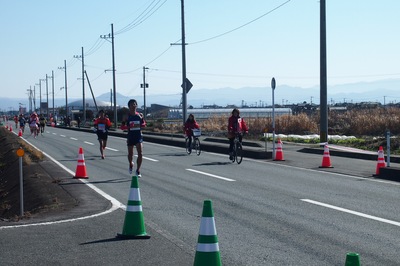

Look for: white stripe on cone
[128,188,141,201]
[126,205,143,212]
[199,217,217,235]
[196,243,220,252]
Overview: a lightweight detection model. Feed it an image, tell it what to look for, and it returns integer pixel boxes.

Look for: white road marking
[60,135,66,137]
[84,141,95,145]
[105,147,118,152]
[143,156,158,162]
[186,168,235,182]
[302,199,400,227]
[52,133,56,135]
[70,137,78,140]
[0,139,123,230]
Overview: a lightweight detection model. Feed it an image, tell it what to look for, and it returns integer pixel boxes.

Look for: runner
[93,110,112,159]
[126,99,146,177]
[28,112,39,138]
[39,114,47,135]
[18,114,26,134]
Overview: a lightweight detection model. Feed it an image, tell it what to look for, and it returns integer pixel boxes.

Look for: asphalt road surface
[1,127,400,265]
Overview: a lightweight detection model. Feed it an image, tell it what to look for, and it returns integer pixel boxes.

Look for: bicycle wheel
[194,138,201,156]
[185,138,192,154]
[235,142,243,164]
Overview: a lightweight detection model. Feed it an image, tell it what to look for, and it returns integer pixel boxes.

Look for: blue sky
[1,0,399,108]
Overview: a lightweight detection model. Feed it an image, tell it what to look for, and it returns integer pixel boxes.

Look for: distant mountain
[1,79,399,112]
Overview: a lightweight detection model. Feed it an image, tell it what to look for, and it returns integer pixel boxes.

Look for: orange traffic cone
[375,146,386,176]
[274,138,285,161]
[74,147,89,179]
[319,144,333,168]
[18,129,22,137]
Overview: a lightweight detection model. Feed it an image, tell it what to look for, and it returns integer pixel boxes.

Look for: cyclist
[93,110,112,159]
[18,114,26,134]
[183,114,200,152]
[126,99,146,177]
[39,114,47,135]
[227,108,248,160]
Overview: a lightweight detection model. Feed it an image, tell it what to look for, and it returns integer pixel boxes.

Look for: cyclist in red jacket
[227,108,248,160]
[183,114,200,152]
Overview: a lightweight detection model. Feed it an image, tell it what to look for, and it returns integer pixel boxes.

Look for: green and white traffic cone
[116,175,150,239]
[194,200,221,266]
[345,252,360,266]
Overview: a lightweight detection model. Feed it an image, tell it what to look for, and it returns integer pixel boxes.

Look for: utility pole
[58,60,68,118]
[320,0,328,143]
[27,88,32,113]
[74,47,85,123]
[100,24,117,128]
[171,0,191,124]
[48,70,54,117]
[181,0,187,124]
[37,78,45,115]
[141,66,149,117]
[45,74,49,117]
[33,85,36,112]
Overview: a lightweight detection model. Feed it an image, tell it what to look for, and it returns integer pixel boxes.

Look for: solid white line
[84,141,94,145]
[0,139,124,230]
[186,169,235,182]
[301,199,400,227]
[70,137,78,140]
[105,147,119,152]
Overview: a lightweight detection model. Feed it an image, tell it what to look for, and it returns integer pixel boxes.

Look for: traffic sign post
[271,77,276,160]
[16,147,24,216]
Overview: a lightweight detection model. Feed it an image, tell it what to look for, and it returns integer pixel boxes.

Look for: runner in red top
[93,110,112,159]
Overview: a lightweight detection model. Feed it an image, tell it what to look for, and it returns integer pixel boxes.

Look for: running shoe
[135,170,142,178]
[129,167,133,175]
[229,153,233,161]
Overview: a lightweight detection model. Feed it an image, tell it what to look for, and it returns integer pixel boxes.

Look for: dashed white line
[60,135,66,137]
[70,137,78,140]
[52,133,57,135]
[105,147,119,152]
[186,169,235,182]
[84,141,95,145]
[302,199,400,227]
[143,156,158,162]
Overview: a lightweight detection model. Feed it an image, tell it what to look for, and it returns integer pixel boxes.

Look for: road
[1,127,400,265]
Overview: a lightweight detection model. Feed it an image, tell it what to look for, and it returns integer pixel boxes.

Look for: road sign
[181,78,193,93]
[271,77,276,90]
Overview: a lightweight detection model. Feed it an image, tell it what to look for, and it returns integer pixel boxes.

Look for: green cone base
[194,251,221,266]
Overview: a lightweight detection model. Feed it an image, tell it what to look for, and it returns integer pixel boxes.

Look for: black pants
[228,135,242,153]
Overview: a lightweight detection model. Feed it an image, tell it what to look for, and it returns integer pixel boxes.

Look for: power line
[189,0,292,45]
[115,0,168,35]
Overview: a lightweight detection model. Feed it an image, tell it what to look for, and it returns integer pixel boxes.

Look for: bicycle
[230,132,243,164]
[185,129,201,156]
